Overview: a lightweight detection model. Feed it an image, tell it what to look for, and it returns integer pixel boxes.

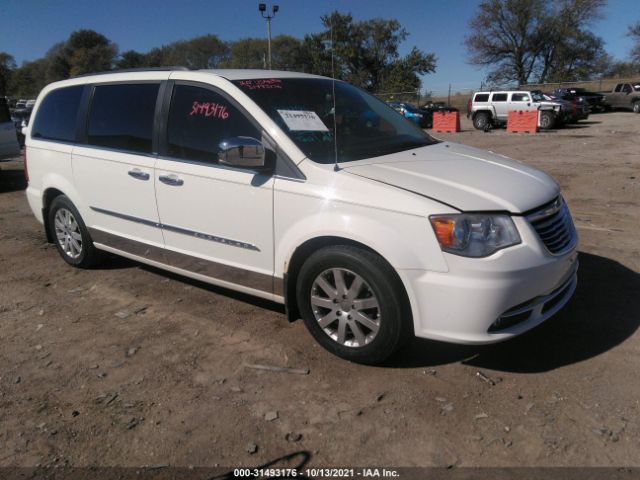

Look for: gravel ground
[0,111,638,470]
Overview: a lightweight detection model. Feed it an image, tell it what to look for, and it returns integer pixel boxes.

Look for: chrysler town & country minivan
[24,69,578,364]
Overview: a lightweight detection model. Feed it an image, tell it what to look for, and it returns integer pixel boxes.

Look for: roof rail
[72,66,190,78]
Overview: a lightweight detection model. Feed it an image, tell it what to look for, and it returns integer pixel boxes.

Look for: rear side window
[474,94,489,102]
[491,93,508,102]
[87,83,160,154]
[166,84,260,164]
[0,98,10,123]
[614,84,622,92]
[31,86,83,142]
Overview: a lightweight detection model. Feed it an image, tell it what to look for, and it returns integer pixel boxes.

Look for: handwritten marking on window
[238,79,283,90]
[190,102,230,119]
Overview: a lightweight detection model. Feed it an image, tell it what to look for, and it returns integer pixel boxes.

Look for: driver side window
[167,84,260,164]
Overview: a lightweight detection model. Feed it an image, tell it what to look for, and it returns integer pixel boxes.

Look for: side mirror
[218,137,266,169]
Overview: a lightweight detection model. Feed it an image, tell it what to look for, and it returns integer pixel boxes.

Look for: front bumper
[402,216,579,344]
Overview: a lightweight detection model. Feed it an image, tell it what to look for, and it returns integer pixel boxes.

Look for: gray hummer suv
[468,90,563,130]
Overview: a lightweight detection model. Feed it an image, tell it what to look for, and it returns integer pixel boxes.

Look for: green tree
[299,11,436,93]
[45,30,117,79]
[116,50,147,69]
[223,35,304,70]
[0,52,17,96]
[145,35,229,69]
[9,59,49,98]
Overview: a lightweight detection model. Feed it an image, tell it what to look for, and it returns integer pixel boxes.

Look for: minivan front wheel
[296,245,411,364]
[48,195,101,268]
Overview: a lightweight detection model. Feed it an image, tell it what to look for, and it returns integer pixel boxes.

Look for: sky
[1,0,638,95]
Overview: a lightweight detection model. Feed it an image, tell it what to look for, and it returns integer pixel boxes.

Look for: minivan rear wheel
[296,245,412,364]
[48,195,101,268]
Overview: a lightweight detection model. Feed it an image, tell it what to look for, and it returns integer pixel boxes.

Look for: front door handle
[159,174,184,186]
[128,168,150,181]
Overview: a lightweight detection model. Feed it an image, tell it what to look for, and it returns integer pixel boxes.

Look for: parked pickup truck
[606,82,640,113]
[468,90,563,130]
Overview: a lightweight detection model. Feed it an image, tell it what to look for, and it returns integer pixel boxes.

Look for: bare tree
[630,21,640,63]
[465,0,607,85]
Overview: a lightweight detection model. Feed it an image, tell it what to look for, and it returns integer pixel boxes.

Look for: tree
[465,0,606,85]
[0,52,16,96]
[9,59,48,98]
[629,21,640,63]
[145,35,229,69]
[223,35,304,70]
[298,11,436,93]
[42,30,117,81]
[116,50,147,69]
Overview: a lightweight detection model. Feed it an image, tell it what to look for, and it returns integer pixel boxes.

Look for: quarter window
[87,83,160,154]
[31,86,83,142]
[474,94,489,102]
[491,93,508,102]
[166,84,260,163]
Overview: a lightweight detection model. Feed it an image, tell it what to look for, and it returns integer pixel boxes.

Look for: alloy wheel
[54,208,83,259]
[310,268,381,348]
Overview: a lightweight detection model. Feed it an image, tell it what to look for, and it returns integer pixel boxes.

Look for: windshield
[233,78,437,164]
[531,91,544,102]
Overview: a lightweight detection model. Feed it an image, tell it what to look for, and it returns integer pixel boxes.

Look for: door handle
[159,174,184,186]
[128,168,150,181]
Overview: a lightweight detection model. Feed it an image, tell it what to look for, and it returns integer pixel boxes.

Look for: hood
[342,142,559,213]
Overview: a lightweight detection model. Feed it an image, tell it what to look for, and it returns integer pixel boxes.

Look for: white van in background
[0,97,20,160]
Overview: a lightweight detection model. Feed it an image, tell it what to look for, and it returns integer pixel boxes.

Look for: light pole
[258,3,279,70]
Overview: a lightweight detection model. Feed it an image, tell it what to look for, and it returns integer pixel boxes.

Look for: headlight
[429,214,521,257]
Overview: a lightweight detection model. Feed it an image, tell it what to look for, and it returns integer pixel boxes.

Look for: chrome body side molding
[90,206,260,251]
[89,228,283,296]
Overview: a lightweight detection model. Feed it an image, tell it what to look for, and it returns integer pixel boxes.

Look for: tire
[473,112,491,130]
[48,195,101,268]
[633,101,640,114]
[539,111,556,130]
[296,245,412,365]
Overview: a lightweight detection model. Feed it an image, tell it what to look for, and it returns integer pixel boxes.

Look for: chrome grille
[527,197,577,255]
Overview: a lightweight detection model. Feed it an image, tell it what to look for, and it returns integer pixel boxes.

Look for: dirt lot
[0,112,639,471]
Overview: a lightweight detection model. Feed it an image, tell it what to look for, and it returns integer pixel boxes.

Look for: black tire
[48,195,101,268]
[296,245,412,365]
[539,111,556,130]
[473,112,491,130]
[633,101,640,114]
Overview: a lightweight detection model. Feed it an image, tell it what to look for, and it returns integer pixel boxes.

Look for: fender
[275,204,449,278]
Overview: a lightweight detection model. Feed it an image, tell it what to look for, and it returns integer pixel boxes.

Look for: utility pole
[258,3,279,70]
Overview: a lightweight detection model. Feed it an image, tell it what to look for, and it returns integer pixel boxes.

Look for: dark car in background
[387,101,432,128]
[533,91,589,123]
[421,101,459,114]
[552,87,607,112]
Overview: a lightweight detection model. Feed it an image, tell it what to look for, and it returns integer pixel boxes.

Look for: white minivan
[24,69,578,364]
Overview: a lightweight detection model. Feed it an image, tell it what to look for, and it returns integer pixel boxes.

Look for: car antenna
[329,17,339,172]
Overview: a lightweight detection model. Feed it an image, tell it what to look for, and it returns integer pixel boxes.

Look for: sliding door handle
[159,174,184,186]
[128,168,150,181]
